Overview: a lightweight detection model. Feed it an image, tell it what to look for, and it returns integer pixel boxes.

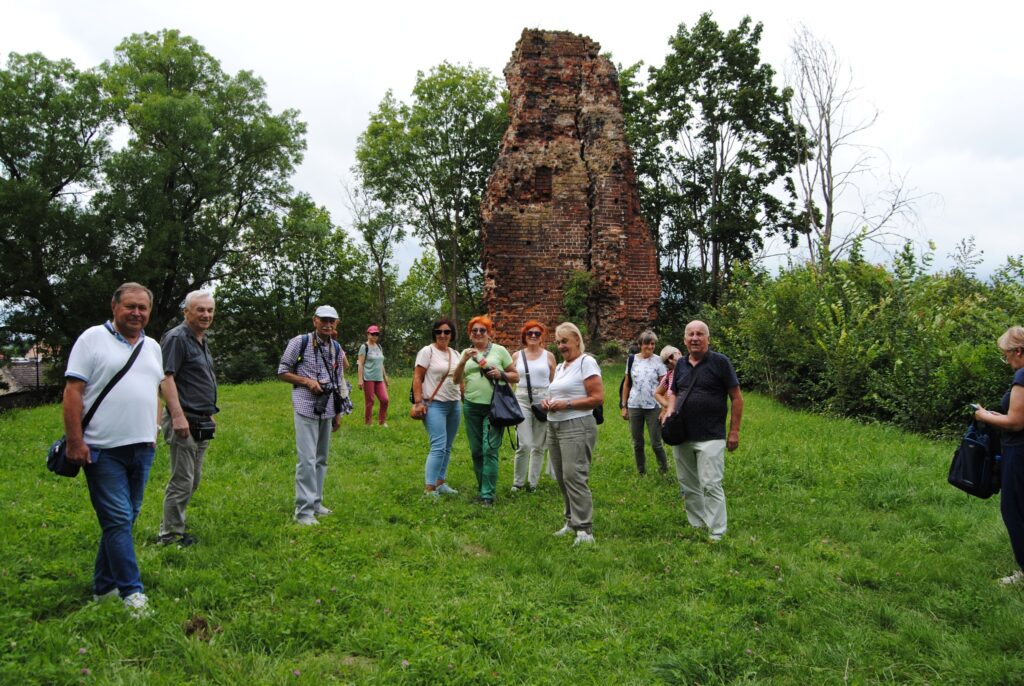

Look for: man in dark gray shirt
[669,320,744,541]
[158,291,218,546]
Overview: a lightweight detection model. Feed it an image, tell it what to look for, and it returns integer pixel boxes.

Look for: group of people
[406,316,746,548]
[58,281,1024,619]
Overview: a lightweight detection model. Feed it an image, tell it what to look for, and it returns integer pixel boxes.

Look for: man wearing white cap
[277,306,346,525]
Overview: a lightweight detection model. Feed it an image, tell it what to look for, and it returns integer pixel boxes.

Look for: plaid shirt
[278,333,345,419]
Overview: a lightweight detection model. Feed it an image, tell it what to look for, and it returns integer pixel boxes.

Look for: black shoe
[157,533,181,546]
[481,499,494,507]
[178,533,197,547]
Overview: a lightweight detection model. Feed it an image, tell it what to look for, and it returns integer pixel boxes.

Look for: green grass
[2,369,1022,684]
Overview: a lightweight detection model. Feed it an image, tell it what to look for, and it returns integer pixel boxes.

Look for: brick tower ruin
[481,29,660,348]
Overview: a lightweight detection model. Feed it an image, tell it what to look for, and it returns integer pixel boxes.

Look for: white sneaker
[553,525,573,537]
[999,570,1024,586]
[573,531,596,546]
[436,483,458,496]
[93,588,119,602]
[294,515,319,526]
[122,592,151,618]
[314,505,333,516]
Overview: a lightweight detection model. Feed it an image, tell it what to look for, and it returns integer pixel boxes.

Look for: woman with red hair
[453,316,519,506]
[511,321,556,492]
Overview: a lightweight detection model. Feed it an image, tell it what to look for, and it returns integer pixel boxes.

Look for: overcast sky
[5,0,1023,277]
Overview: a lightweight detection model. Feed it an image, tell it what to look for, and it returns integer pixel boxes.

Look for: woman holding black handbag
[511,320,556,492]
[452,316,519,506]
[974,325,1024,585]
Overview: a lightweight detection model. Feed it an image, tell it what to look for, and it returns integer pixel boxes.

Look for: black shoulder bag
[524,353,548,422]
[948,419,1001,499]
[47,340,146,477]
[660,363,700,446]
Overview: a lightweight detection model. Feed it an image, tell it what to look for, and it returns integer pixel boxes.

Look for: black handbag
[489,372,525,428]
[47,340,145,477]
[522,353,548,422]
[948,419,1001,499]
[661,363,700,446]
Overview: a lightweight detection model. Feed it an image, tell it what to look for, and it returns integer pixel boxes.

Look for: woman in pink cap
[357,325,390,426]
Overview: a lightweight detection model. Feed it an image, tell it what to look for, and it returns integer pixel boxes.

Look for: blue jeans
[424,400,461,485]
[83,442,155,596]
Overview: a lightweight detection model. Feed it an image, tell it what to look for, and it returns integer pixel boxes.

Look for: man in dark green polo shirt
[158,291,219,546]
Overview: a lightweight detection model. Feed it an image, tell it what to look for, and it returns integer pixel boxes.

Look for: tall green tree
[0,52,115,357]
[214,194,373,382]
[645,13,806,306]
[354,62,507,328]
[99,29,307,334]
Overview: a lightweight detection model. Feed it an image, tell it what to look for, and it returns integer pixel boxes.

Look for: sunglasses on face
[433,329,452,336]
[369,332,379,336]
[525,331,542,338]
[471,328,489,334]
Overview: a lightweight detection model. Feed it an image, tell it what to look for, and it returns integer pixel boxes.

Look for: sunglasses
[525,331,542,338]
[433,329,453,336]
[471,327,489,334]
[369,332,379,336]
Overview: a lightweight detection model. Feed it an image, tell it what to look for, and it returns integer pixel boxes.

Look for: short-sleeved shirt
[415,344,461,402]
[65,322,165,448]
[1001,367,1024,447]
[548,354,602,422]
[462,343,513,404]
[627,354,667,410]
[358,342,385,382]
[161,323,218,416]
[670,350,740,442]
[277,333,345,419]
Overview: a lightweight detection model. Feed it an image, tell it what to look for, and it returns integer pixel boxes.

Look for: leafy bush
[710,248,1023,436]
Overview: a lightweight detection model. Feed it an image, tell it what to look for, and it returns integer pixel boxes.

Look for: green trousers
[463,400,502,501]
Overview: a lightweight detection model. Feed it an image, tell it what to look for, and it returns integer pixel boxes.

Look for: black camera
[313,385,334,416]
[188,416,216,442]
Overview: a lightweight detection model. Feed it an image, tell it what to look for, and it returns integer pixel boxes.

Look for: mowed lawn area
[2,371,1022,685]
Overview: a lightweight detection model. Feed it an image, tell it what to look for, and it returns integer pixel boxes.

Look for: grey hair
[998,326,1024,351]
[183,290,215,310]
[638,329,658,345]
[555,322,585,355]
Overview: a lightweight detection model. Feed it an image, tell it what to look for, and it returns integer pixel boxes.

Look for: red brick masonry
[481,29,660,348]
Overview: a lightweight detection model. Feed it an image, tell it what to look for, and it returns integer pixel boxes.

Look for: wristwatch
[566,399,573,409]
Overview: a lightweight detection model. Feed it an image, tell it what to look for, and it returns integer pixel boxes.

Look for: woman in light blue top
[620,329,668,475]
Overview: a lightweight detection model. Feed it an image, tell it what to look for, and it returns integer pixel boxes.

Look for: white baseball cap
[314,305,339,319]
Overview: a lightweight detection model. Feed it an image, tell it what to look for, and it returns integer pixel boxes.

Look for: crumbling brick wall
[481,29,660,349]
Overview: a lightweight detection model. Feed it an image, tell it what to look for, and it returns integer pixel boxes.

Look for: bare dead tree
[787,24,924,266]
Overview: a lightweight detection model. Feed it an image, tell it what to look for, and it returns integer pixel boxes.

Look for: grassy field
[2,369,1022,685]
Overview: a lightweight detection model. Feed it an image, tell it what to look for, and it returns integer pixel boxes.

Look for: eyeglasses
[471,327,489,334]
[369,332,379,336]
[525,331,542,338]
[433,329,452,336]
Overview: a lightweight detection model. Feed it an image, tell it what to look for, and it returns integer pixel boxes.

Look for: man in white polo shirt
[63,282,178,617]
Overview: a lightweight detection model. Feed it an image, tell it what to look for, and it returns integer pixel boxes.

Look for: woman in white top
[511,320,556,492]
[541,322,604,545]
[412,318,462,497]
[620,330,669,475]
